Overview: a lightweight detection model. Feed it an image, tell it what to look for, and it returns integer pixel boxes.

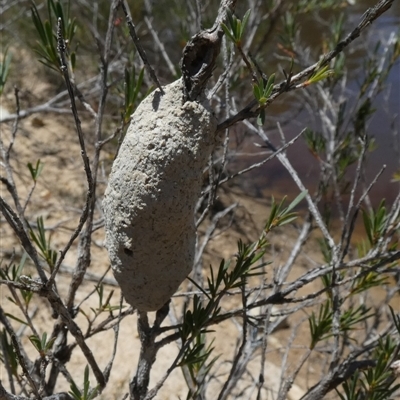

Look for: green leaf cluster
[79,283,123,330]
[279,12,298,51]
[197,242,267,304]
[179,333,216,369]
[304,129,326,159]
[29,217,58,271]
[338,336,400,400]
[181,335,219,400]
[253,74,275,125]
[335,133,365,181]
[31,0,77,72]
[221,10,251,46]
[123,67,146,124]
[69,365,99,400]
[253,74,275,107]
[350,271,388,296]
[180,295,216,342]
[0,46,12,96]
[264,191,307,233]
[27,159,44,182]
[305,65,334,86]
[362,200,388,246]
[178,243,266,392]
[0,253,27,282]
[179,198,305,374]
[92,284,119,314]
[297,0,342,13]
[0,329,19,377]
[0,254,33,309]
[29,332,55,358]
[309,301,372,349]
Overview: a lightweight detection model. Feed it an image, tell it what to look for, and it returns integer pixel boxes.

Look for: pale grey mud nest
[103,79,217,311]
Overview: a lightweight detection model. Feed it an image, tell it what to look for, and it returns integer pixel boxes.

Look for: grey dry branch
[0,71,108,124]
[143,15,177,78]
[119,0,164,94]
[209,128,306,190]
[129,303,170,400]
[1,189,108,392]
[0,197,47,283]
[154,247,400,346]
[338,138,369,262]
[217,279,249,400]
[49,18,94,288]
[65,0,119,313]
[216,0,395,132]
[247,121,336,249]
[38,285,106,390]
[0,382,73,400]
[102,293,124,384]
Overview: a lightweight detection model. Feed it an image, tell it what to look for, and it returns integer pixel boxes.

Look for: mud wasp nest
[103,79,217,311]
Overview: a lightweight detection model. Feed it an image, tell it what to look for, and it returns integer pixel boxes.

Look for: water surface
[233,2,399,209]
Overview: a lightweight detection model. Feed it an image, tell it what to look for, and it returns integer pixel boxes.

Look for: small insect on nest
[103,78,217,311]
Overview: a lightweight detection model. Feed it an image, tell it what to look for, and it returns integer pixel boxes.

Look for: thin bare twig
[214,128,305,188]
[216,0,395,132]
[119,0,164,93]
[103,293,124,383]
[217,279,249,400]
[143,16,176,77]
[48,18,94,287]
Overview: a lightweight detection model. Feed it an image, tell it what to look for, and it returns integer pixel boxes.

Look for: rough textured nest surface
[103,79,217,311]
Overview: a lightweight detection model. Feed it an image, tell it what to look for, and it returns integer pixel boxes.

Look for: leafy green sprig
[337,336,400,400]
[31,0,77,72]
[69,365,99,400]
[179,192,306,366]
[0,46,12,96]
[29,216,58,271]
[29,332,55,358]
